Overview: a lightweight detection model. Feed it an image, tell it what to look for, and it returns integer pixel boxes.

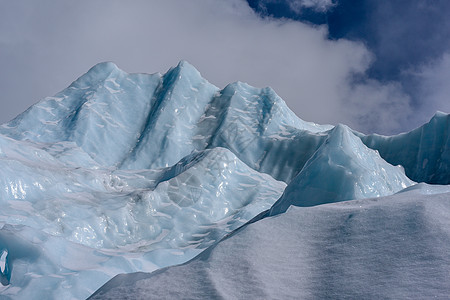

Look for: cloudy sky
[0,0,449,134]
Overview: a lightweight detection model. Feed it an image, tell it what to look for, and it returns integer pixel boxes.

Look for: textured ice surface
[359,111,450,184]
[2,62,448,185]
[0,61,332,183]
[90,185,450,300]
[0,144,285,298]
[0,61,448,299]
[269,124,414,214]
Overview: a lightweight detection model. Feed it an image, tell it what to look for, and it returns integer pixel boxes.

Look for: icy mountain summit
[0,61,329,178]
[0,61,449,299]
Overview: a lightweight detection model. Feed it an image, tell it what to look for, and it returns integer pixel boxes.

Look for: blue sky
[248,0,450,132]
[0,0,449,134]
[249,0,450,84]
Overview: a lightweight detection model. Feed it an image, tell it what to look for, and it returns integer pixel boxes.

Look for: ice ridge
[0,61,448,299]
[2,62,448,185]
[360,111,450,184]
[269,124,414,215]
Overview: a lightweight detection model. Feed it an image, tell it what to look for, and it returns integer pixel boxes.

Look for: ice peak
[324,124,354,146]
[165,60,205,83]
[359,111,449,184]
[429,110,449,126]
[69,61,125,91]
[433,110,448,118]
[83,61,124,81]
[176,59,194,70]
[89,61,121,73]
[269,125,413,214]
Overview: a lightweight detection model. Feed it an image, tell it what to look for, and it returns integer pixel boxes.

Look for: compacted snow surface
[90,185,450,300]
[0,61,449,299]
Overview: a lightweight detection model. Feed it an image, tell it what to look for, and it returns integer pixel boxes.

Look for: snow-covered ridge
[0,61,449,299]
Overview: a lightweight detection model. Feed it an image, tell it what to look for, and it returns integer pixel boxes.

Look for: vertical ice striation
[0,61,334,183]
[119,61,219,169]
[0,60,448,299]
[360,111,450,184]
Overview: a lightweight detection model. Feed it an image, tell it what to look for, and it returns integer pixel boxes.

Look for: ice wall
[360,112,450,184]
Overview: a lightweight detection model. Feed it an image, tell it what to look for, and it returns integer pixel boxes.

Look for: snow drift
[90,185,450,300]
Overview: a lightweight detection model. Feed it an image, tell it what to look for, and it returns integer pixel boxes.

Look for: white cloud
[0,0,418,134]
[288,0,337,12]
[410,53,450,125]
[341,79,413,134]
[254,0,336,13]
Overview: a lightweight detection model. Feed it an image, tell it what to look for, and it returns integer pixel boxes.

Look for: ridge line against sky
[0,0,449,134]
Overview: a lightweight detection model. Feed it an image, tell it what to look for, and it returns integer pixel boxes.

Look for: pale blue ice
[0,61,448,299]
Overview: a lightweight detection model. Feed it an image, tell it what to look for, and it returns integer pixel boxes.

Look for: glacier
[0,61,449,299]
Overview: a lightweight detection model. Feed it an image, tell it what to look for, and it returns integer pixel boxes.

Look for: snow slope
[90,185,450,300]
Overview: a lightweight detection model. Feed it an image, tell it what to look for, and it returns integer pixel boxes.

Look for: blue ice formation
[0,61,331,183]
[360,111,450,184]
[0,144,285,298]
[269,124,413,214]
[0,61,449,299]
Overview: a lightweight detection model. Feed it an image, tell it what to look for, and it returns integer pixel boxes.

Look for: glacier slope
[1,61,449,185]
[0,61,332,183]
[269,124,413,214]
[0,145,285,299]
[0,61,448,299]
[90,185,450,300]
[1,61,448,186]
[360,111,450,184]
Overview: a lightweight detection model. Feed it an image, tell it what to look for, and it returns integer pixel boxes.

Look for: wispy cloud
[253,0,336,14]
[288,0,337,12]
[0,0,440,134]
[341,79,412,134]
[410,53,450,125]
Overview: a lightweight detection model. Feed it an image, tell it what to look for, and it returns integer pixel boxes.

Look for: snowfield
[90,185,450,299]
